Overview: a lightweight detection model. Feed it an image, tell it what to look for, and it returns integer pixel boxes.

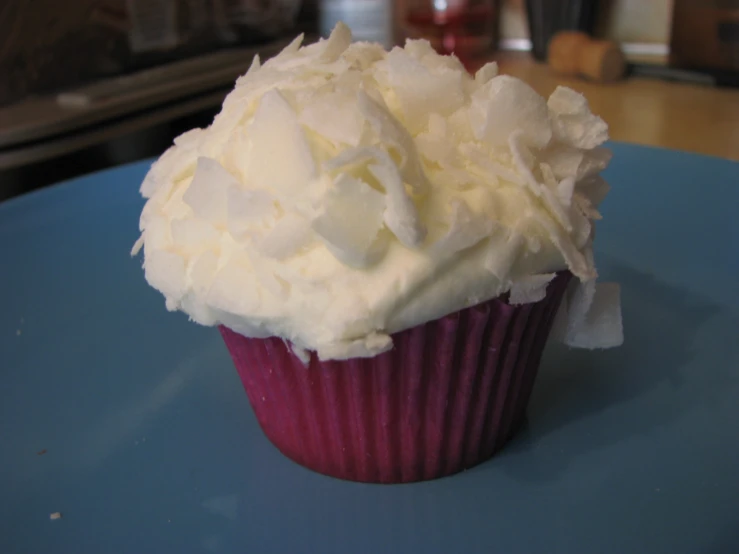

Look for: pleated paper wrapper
[219,272,571,483]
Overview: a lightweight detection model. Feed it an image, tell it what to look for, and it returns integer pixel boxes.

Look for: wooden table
[484,53,739,161]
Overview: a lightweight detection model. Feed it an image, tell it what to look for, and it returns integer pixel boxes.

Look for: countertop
[483,53,739,161]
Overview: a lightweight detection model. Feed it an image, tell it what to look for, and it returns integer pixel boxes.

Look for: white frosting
[134,23,623,360]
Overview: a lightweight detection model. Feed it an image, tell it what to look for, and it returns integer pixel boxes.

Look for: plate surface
[1,143,738,554]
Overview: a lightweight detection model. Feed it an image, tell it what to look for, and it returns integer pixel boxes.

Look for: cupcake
[133,23,623,483]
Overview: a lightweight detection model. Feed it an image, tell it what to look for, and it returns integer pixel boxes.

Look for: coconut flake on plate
[573,283,624,348]
[557,281,623,348]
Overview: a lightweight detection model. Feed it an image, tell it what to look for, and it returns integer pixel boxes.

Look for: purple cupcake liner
[219,272,571,483]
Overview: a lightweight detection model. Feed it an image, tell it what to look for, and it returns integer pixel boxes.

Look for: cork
[548,31,626,83]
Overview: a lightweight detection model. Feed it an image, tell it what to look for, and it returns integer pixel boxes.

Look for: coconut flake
[226,185,277,241]
[272,33,304,62]
[131,235,144,256]
[432,166,478,190]
[252,262,290,299]
[140,216,171,250]
[174,128,204,149]
[537,215,594,280]
[415,113,460,166]
[317,332,393,361]
[540,143,584,181]
[540,185,574,231]
[509,273,556,305]
[565,283,623,348]
[320,21,352,62]
[356,90,428,194]
[556,176,576,207]
[470,75,552,149]
[548,86,609,149]
[183,157,240,226]
[141,144,197,199]
[323,146,377,172]
[508,130,543,196]
[171,218,220,256]
[367,153,426,248]
[286,340,311,365]
[540,162,558,189]
[311,173,387,268]
[323,145,426,249]
[381,46,465,133]
[577,175,611,208]
[416,134,456,165]
[299,85,364,147]
[459,143,522,186]
[474,61,499,84]
[189,250,219,295]
[256,213,314,260]
[234,54,260,86]
[404,38,437,60]
[206,258,261,315]
[485,228,524,281]
[577,148,613,180]
[145,250,187,303]
[342,41,386,70]
[430,198,494,255]
[509,132,575,234]
[244,89,316,196]
[574,193,602,222]
[569,201,594,248]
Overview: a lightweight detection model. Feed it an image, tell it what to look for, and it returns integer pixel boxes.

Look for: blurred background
[1,0,737,201]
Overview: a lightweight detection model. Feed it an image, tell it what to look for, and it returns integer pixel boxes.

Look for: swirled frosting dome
[134,23,623,360]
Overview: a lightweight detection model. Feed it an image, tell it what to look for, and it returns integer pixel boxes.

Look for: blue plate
[1,144,738,554]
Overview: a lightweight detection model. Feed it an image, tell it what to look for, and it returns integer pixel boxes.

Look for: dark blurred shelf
[0,39,292,152]
[0,36,318,201]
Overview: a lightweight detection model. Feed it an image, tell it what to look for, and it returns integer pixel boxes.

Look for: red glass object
[404,0,499,62]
